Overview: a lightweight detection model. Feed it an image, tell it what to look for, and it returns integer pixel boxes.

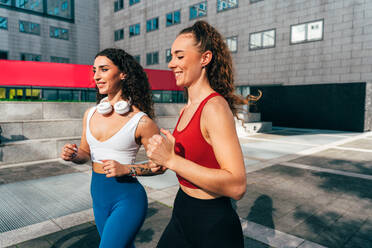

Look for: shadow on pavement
[50,225,100,248]
[246,195,275,248]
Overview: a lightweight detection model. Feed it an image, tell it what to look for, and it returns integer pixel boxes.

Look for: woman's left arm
[147,98,246,200]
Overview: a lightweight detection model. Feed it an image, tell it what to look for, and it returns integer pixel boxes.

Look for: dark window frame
[133,55,140,63]
[114,0,124,12]
[146,17,159,32]
[189,1,207,20]
[249,28,276,51]
[217,0,238,13]
[129,0,140,6]
[146,51,159,66]
[290,19,324,45]
[50,56,70,63]
[129,23,140,37]
[0,0,74,23]
[165,48,172,63]
[0,16,8,30]
[226,35,238,53]
[166,9,181,27]
[114,28,124,41]
[20,53,42,61]
[0,50,8,59]
[19,20,41,35]
[250,0,263,3]
[50,26,69,40]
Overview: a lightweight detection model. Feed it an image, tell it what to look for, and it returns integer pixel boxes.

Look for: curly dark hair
[179,21,244,117]
[95,48,154,119]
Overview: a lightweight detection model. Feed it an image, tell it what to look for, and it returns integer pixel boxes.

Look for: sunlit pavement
[2,127,372,248]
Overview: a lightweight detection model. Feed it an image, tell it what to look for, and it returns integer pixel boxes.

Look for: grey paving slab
[278,134,345,146]
[355,217,372,242]
[11,202,172,248]
[0,161,80,184]
[340,138,372,150]
[138,169,178,190]
[16,238,52,248]
[244,237,274,248]
[241,142,310,160]
[240,164,372,248]
[343,236,372,248]
[291,148,372,175]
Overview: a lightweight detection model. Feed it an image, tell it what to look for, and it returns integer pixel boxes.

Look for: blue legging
[91,171,148,248]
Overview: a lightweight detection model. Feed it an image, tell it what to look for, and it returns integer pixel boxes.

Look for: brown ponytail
[179,21,244,117]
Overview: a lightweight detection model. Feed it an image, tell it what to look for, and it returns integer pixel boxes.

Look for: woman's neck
[107,91,123,104]
[187,77,214,105]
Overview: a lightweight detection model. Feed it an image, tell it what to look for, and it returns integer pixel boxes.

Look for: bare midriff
[180,185,221,200]
[92,162,106,174]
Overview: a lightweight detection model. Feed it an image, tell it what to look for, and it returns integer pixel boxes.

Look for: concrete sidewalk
[1,127,372,248]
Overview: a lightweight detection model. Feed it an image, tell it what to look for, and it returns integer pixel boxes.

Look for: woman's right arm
[60,108,91,164]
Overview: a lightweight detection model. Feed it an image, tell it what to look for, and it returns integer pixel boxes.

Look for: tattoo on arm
[138,118,147,124]
[129,163,161,176]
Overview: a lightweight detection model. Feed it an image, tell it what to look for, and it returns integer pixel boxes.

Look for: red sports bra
[173,92,221,189]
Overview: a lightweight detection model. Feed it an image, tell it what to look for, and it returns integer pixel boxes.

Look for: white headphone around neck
[97,97,131,115]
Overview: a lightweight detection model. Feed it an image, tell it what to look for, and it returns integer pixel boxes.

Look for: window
[129,0,140,6]
[190,1,207,20]
[61,1,68,10]
[21,53,41,61]
[165,49,172,63]
[226,36,238,52]
[166,10,181,27]
[134,55,140,63]
[51,56,69,63]
[0,16,7,30]
[19,20,40,35]
[249,29,275,50]
[50,26,69,40]
[250,0,263,3]
[146,17,159,32]
[217,0,238,12]
[291,20,323,44]
[0,0,11,6]
[1,1,72,20]
[146,51,159,65]
[46,0,73,19]
[129,23,140,37]
[0,50,8,59]
[114,0,124,12]
[114,29,124,41]
[16,0,43,12]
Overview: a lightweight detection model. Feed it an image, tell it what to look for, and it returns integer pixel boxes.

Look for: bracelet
[128,167,137,177]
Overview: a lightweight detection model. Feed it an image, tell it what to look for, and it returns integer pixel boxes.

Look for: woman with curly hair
[147,20,247,248]
[60,48,163,248]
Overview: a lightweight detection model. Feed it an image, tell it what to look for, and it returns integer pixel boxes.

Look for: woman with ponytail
[61,48,164,247]
[147,21,246,247]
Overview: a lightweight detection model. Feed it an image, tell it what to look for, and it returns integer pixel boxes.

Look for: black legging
[157,188,244,248]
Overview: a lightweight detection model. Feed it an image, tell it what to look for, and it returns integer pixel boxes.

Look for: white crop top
[86,107,146,165]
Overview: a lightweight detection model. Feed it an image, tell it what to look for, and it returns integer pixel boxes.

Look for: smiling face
[93,56,126,96]
[168,34,206,88]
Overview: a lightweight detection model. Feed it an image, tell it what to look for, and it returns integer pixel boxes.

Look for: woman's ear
[120,73,126,80]
[201,50,212,67]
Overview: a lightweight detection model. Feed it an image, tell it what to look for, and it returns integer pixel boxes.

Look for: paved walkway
[1,127,372,247]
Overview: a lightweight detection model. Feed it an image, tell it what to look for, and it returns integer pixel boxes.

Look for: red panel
[145,68,181,91]
[0,60,182,91]
[0,60,95,88]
